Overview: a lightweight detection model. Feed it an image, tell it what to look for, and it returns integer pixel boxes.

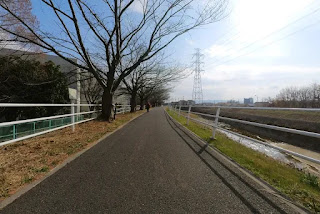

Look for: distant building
[244,98,254,105]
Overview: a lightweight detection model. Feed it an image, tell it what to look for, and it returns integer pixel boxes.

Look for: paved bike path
[0,108,302,213]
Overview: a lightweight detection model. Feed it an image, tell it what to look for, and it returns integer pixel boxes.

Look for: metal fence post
[13,125,16,139]
[187,105,191,125]
[178,105,181,117]
[212,107,220,139]
[33,122,36,133]
[71,101,75,132]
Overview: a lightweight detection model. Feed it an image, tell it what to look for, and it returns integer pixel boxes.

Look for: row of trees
[81,59,183,113]
[0,0,227,120]
[270,83,320,108]
[118,58,186,112]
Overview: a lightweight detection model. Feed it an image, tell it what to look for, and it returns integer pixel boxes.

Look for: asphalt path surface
[0,108,303,213]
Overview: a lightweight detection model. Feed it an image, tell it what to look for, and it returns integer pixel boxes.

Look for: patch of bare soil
[0,111,144,200]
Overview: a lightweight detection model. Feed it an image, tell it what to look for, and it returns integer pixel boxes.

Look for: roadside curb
[0,111,146,210]
[164,108,307,214]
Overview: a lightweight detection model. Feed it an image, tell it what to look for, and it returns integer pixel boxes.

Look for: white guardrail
[0,103,131,147]
[114,105,141,114]
[169,105,320,165]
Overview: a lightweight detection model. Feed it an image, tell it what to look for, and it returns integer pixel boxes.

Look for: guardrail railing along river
[169,105,320,165]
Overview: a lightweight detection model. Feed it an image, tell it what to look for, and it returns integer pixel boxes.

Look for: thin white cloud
[214,64,320,74]
[185,38,195,46]
[129,0,147,14]
[204,44,237,58]
[204,42,286,59]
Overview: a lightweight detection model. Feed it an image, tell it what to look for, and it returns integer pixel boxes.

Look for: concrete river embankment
[191,109,320,177]
[192,107,320,153]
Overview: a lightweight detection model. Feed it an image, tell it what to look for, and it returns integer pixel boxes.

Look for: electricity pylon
[192,48,204,104]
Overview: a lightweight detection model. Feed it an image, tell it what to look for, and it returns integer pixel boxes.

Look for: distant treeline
[270,83,320,108]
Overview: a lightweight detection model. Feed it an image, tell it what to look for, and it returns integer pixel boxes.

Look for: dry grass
[0,111,144,200]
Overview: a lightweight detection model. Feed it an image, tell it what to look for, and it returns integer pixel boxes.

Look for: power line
[206,2,320,67]
[209,0,317,51]
[211,19,320,68]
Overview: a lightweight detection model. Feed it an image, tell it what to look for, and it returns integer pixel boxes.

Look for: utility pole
[192,48,204,104]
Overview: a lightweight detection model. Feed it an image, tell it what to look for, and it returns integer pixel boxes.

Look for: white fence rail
[169,105,320,165]
[0,103,132,147]
[114,105,141,114]
[115,105,131,114]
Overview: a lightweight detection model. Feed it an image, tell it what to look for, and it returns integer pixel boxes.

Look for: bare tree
[148,84,171,106]
[0,0,227,120]
[81,73,103,111]
[121,57,185,112]
[137,82,159,110]
[0,0,39,51]
[272,83,320,108]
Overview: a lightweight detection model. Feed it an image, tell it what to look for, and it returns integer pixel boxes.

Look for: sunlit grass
[166,108,320,212]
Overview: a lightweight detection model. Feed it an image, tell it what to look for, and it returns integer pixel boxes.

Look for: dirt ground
[0,111,144,200]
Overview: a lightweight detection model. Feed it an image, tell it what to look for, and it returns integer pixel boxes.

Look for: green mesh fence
[0,115,86,143]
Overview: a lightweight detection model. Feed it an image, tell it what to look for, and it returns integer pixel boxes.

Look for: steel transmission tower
[192,49,204,104]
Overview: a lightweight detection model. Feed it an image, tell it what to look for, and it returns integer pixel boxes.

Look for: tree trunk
[101,90,113,121]
[139,98,144,110]
[89,104,95,111]
[130,91,137,113]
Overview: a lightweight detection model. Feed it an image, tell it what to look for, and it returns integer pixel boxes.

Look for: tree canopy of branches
[148,84,171,106]
[81,73,103,111]
[270,83,320,108]
[137,82,169,110]
[0,0,39,50]
[120,58,185,112]
[0,56,70,121]
[0,0,227,120]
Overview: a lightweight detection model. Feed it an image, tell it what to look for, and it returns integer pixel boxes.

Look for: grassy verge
[0,111,144,201]
[167,108,320,213]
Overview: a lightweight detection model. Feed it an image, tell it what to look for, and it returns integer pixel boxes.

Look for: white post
[187,105,191,125]
[76,68,81,122]
[71,101,75,132]
[178,105,181,117]
[212,107,220,139]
